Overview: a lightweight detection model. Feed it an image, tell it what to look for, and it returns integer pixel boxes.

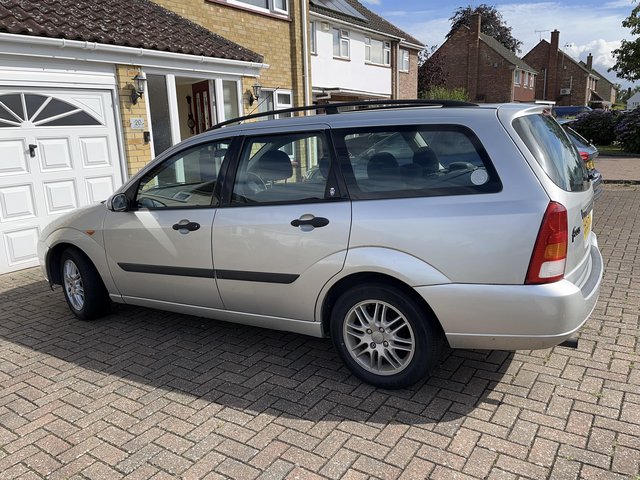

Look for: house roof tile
[479,33,536,73]
[310,0,423,48]
[0,0,263,63]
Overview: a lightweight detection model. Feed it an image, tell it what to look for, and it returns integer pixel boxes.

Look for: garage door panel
[37,137,73,171]
[3,227,39,266]
[0,88,122,274]
[86,176,115,203]
[43,180,78,215]
[74,96,106,123]
[0,184,37,222]
[0,139,29,176]
[80,136,111,168]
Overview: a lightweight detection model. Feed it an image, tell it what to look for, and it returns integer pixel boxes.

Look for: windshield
[513,114,589,192]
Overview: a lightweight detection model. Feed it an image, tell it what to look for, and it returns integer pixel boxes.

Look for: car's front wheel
[60,249,110,320]
[330,284,442,389]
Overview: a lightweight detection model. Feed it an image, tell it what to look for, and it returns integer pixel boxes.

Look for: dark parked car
[562,123,603,200]
[553,105,592,119]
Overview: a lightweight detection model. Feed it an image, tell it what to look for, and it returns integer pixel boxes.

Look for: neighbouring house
[0,0,266,274]
[429,14,537,103]
[579,53,617,108]
[628,92,640,110]
[308,0,423,101]
[523,30,600,107]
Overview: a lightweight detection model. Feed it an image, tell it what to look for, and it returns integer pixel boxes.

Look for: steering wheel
[246,172,267,194]
[138,197,167,208]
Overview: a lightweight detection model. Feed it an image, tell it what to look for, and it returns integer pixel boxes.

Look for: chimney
[471,13,481,39]
[587,53,593,70]
[467,14,481,101]
[547,30,560,101]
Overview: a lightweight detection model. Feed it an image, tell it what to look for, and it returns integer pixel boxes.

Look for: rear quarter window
[513,114,589,192]
[333,125,501,200]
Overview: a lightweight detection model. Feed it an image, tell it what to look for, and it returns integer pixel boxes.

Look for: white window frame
[514,69,521,85]
[523,72,529,89]
[310,21,317,55]
[530,74,535,88]
[333,28,350,59]
[227,0,288,16]
[400,49,410,72]
[365,37,391,66]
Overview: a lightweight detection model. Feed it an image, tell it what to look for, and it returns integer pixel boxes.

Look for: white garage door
[0,89,123,274]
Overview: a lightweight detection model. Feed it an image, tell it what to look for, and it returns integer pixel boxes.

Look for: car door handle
[172,220,200,232]
[290,216,330,228]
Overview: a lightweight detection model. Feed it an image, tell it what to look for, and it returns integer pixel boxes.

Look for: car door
[103,138,234,309]
[213,126,351,322]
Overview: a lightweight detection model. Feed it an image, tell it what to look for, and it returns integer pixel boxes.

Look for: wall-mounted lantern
[248,82,262,106]
[130,71,147,105]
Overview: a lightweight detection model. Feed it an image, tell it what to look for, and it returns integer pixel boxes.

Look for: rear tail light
[579,151,589,162]
[526,202,568,284]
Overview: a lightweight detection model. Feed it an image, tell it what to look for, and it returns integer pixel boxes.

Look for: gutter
[0,32,269,74]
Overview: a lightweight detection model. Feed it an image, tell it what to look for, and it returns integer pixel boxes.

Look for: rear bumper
[416,241,603,350]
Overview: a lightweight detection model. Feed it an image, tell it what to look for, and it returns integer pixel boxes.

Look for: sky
[360,0,638,91]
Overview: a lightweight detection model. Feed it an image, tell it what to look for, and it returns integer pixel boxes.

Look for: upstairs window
[365,37,391,66]
[333,28,350,59]
[400,49,410,72]
[309,21,317,54]
[227,0,288,15]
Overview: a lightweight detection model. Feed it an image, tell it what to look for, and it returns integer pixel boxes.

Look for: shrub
[615,108,640,153]
[421,87,469,102]
[571,109,617,145]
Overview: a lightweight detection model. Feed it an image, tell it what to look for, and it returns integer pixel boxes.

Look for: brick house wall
[115,65,153,176]
[523,33,593,106]
[152,0,306,111]
[432,15,534,103]
[398,49,419,99]
[475,47,514,103]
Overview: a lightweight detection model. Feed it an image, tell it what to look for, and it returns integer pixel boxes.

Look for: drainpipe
[301,0,311,109]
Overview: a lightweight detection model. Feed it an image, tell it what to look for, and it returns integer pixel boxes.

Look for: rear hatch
[508,111,594,285]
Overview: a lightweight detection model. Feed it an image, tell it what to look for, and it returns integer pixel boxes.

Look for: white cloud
[361,0,381,4]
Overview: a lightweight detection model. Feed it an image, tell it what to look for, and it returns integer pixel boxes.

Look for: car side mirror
[107,193,129,212]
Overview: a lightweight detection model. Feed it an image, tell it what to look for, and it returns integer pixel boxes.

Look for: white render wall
[628,92,640,110]
[311,21,392,97]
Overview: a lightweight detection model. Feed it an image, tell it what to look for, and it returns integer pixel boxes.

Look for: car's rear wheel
[60,249,110,320]
[330,283,441,389]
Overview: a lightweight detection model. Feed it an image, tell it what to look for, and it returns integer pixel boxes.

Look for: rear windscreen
[513,114,589,192]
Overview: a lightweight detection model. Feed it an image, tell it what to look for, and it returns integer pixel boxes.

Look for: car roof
[207,103,545,137]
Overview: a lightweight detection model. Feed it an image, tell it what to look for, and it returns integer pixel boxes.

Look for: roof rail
[208,99,478,131]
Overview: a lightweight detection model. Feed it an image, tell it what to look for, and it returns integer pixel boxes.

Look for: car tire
[330,283,441,389]
[60,248,110,321]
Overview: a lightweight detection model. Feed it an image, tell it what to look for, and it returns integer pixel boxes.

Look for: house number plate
[130,118,145,129]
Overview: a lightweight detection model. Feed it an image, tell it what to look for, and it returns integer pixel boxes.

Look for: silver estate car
[38,102,603,388]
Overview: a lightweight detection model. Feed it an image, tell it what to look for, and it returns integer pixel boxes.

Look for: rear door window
[513,114,588,192]
[332,125,501,200]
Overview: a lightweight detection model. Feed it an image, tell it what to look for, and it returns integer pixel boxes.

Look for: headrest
[413,147,439,174]
[253,150,292,182]
[367,152,398,180]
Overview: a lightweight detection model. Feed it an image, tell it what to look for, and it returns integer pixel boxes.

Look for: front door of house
[192,81,214,134]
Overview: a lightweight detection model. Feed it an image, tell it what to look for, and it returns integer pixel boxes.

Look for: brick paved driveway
[0,184,638,480]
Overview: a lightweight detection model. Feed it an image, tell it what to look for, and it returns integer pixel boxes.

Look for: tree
[610,3,640,82]
[447,4,522,53]
[417,46,447,98]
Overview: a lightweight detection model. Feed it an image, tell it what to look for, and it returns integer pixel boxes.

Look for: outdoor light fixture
[248,82,262,106]
[130,71,147,105]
